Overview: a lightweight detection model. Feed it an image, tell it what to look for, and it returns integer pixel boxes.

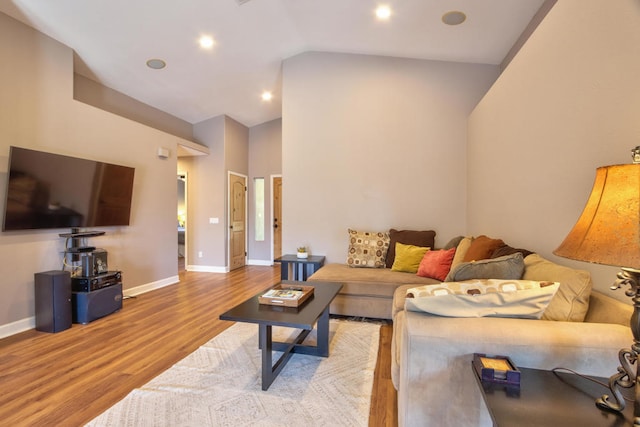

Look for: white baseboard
[0,275,181,339]
[247,259,274,266]
[0,317,35,339]
[186,265,229,273]
[124,275,180,297]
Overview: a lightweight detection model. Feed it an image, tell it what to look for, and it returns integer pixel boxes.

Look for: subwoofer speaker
[34,270,72,333]
[73,283,123,324]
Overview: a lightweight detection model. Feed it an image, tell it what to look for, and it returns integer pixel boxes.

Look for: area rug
[87,319,380,426]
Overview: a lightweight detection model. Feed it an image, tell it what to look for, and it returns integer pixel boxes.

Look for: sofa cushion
[346,229,390,268]
[416,248,456,281]
[449,236,472,272]
[385,229,436,268]
[523,254,592,322]
[445,253,525,282]
[404,279,560,319]
[463,235,504,262]
[309,263,440,299]
[391,243,429,273]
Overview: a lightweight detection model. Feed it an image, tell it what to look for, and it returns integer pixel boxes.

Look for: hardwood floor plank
[0,265,397,426]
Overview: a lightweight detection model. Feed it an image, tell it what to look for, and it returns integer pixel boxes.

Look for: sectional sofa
[308,229,634,426]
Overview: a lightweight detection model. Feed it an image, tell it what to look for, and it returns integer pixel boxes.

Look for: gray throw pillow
[444,252,525,282]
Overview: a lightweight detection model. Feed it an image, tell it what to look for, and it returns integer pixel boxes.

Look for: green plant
[297,246,307,253]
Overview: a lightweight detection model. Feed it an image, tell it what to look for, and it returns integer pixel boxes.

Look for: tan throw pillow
[346,229,390,268]
[404,279,560,319]
[445,253,525,282]
[449,236,473,273]
[522,254,592,322]
[391,242,430,273]
[463,235,505,262]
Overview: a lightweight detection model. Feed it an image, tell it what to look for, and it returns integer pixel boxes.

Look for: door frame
[177,171,188,270]
[270,174,282,265]
[228,171,248,270]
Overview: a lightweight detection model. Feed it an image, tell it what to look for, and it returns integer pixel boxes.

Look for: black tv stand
[60,229,106,271]
[59,229,106,239]
[65,246,97,253]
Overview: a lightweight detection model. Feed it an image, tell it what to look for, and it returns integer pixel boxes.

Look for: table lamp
[554,147,640,425]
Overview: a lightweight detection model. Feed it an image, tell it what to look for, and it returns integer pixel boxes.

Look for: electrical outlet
[198,251,203,258]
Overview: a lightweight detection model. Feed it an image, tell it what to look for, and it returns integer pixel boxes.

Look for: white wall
[282,52,499,262]
[0,13,184,333]
[467,0,640,299]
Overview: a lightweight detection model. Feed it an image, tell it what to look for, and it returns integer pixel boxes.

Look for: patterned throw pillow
[346,229,390,268]
[404,279,560,319]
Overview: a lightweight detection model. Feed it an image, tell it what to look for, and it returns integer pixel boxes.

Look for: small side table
[275,254,325,281]
[475,366,634,426]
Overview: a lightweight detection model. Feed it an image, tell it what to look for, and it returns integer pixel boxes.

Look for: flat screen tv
[2,146,135,231]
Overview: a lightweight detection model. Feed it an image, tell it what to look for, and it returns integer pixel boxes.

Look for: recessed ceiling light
[199,35,215,49]
[146,59,166,70]
[375,5,392,20]
[261,91,273,102]
[442,11,466,26]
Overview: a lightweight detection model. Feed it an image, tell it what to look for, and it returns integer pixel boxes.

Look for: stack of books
[259,284,314,307]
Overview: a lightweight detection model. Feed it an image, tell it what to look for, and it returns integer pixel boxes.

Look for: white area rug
[87,319,380,426]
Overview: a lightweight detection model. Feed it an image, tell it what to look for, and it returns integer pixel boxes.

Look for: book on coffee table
[259,284,314,307]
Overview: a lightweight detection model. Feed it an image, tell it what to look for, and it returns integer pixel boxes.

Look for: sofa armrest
[396,310,633,427]
[586,290,632,326]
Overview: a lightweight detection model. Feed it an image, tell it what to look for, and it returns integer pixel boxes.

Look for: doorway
[272,175,282,261]
[229,172,247,270]
[177,173,187,271]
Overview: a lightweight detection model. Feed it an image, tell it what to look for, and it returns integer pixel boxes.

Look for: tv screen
[2,146,135,231]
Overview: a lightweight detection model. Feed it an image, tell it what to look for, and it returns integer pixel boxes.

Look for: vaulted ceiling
[0,0,548,127]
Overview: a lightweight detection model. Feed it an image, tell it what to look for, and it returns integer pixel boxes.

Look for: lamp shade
[554,164,640,269]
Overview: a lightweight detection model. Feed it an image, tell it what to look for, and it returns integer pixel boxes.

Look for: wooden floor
[0,265,397,427]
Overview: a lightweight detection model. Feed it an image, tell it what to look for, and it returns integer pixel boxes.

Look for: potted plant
[297,246,308,259]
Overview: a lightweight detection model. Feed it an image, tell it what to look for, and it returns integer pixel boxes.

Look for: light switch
[209,217,219,224]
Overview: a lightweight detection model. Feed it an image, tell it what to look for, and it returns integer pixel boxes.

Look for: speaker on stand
[34,271,72,333]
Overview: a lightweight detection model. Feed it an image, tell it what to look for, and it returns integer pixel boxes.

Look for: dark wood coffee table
[475,366,635,426]
[219,280,342,390]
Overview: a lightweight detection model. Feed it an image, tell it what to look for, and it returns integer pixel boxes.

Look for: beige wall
[186,115,248,270]
[74,73,194,142]
[248,119,282,263]
[188,116,226,269]
[0,13,185,334]
[224,117,249,176]
[282,52,499,262]
[467,0,640,299]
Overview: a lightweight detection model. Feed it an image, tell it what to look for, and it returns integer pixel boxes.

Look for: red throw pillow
[416,248,456,281]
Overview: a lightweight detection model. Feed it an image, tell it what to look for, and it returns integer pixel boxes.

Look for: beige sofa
[392,286,632,426]
[310,254,634,426]
[308,263,439,319]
